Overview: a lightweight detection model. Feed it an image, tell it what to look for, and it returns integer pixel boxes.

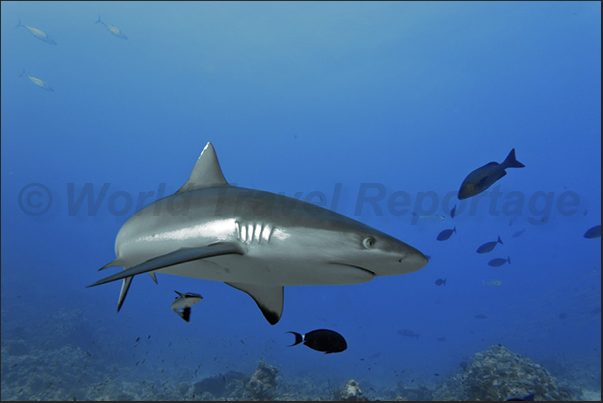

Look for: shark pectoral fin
[117,276,133,312]
[87,243,244,288]
[226,282,284,325]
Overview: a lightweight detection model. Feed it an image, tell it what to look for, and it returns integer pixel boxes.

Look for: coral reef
[340,379,368,401]
[433,344,573,401]
[245,360,279,400]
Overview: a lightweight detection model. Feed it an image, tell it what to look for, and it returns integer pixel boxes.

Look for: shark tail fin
[503,149,525,168]
[286,332,303,346]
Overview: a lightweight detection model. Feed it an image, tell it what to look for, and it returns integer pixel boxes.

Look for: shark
[88,143,428,324]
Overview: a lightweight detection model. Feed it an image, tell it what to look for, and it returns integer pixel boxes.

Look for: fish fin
[95,15,101,24]
[99,259,123,271]
[503,148,525,168]
[174,290,185,298]
[286,331,303,346]
[508,256,511,264]
[87,243,244,287]
[176,142,228,193]
[18,68,26,77]
[16,18,23,28]
[443,278,447,286]
[498,236,503,244]
[476,176,490,188]
[179,307,191,322]
[148,272,158,284]
[226,282,283,325]
[117,276,133,312]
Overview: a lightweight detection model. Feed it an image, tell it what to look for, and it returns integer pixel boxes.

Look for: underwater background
[1,1,601,401]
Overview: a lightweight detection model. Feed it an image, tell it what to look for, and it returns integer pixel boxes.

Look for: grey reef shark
[88,143,428,324]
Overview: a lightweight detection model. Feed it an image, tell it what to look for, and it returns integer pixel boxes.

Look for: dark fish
[488,257,511,267]
[171,291,203,322]
[506,394,534,401]
[474,314,488,319]
[435,278,447,286]
[397,329,420,340]
[512,229,526,238]
[458,149,525,200]
[450,204,457,219]
[476,236,503,253]
[286,329,347,354]
[437,337,446,342]
[583,225,601,239]
[437,226,456,241]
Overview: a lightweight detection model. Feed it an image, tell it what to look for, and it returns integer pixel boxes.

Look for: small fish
[458,149,525,200]
[483,279,502,287]
[474,314,488,319]
[450,205,457,219]
[397,329,420,340]
[435,278,447,286]
[437,337,446,342]
[95,16,128,39]
[583,225,601,239]
[506,394,534,401]
[16,19,56,44]
[488,257,511,267]
[512,229,526,238]
[171,291,203,322]
[437,227,456,241]
[18,69,53,91]
[286,329,347,354]
[476,236,503,254]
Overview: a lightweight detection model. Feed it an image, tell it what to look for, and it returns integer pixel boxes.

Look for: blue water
[1,1,600,400]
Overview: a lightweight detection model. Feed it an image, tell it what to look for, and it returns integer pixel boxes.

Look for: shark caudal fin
[503,149,525,168]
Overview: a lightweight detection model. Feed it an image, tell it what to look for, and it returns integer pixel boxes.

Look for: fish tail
[443,278,447,286]
[95,15,102,24]
[286,332,303,346]
[498,236,503,245]
[503,149,525,168]
[16,18,23,28]
[18,68,26,77]
[508,256,511,264]
[453,226,457,233]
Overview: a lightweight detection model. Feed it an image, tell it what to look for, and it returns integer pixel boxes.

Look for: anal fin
[226,282,283,325]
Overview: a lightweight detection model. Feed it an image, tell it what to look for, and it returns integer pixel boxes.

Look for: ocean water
[1,1,600,401]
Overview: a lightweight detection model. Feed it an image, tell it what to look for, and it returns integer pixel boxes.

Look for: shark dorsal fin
[176,142,228,193]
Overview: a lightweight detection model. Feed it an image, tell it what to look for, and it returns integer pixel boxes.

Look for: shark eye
[362,236,376,249]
